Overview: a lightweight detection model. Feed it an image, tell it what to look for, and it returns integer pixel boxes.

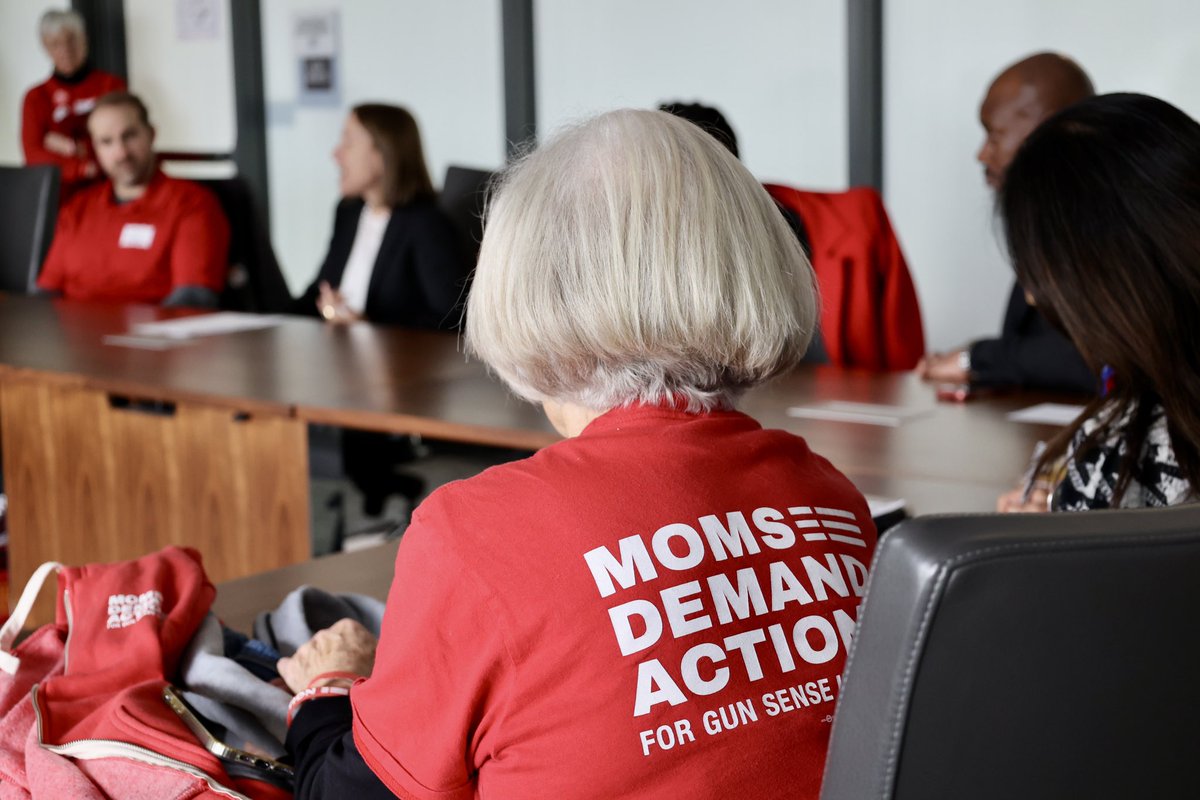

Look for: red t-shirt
[352,405,877,800]
[38,170,229,303]
[21,67,126,196]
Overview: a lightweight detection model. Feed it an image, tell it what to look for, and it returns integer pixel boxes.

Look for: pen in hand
[998,441,1053,513]
[1019,441,1048,505]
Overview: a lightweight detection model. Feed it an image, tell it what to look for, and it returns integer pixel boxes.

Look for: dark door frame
[71,0,127,78]
[848,0,884,190]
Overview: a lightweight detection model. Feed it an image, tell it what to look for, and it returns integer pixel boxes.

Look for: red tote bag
[0,547,289,800]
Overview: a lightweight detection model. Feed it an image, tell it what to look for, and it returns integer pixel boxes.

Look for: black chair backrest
[820,506,1200,800]
[438,165,495,266]
[193,175,292,313]
[0,165,59,294]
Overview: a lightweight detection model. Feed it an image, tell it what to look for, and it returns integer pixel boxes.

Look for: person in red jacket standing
[21,9,126,202]
[37,91,229,307]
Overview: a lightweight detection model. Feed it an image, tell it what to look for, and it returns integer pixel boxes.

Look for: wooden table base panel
[2,376,311,623]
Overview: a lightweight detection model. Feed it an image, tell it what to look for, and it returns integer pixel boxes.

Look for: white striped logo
[785,507,868,547]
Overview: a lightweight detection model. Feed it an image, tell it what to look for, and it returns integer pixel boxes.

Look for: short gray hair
[465,109,818,412]
[40,9,86,39]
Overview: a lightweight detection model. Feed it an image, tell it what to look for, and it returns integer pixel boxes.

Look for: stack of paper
[787,401,933,428]
[128,312,286,340]
[1006,403,1085,426]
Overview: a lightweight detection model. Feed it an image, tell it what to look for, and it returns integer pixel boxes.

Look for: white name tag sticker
[118,223,156,250]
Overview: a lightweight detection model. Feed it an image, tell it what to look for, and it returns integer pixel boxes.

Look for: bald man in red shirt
[38,92,229,306]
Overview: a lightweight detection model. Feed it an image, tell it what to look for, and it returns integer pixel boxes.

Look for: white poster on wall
[294,10,340,106]
[175,0,220,41]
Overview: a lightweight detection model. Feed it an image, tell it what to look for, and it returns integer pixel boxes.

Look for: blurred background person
[21,8,125,203]
[996,94,1200,511]
[37,91,229,307]
[290,104,473,522]
[290,103,469,329]
[919,53,1094,393]
[277,109,876,799]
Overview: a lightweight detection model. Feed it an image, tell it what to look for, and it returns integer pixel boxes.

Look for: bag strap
[0,561,63,675]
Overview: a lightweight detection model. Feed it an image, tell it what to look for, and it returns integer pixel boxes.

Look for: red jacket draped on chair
[766,184,925,371]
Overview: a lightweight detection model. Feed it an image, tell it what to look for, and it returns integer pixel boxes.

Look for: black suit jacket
[292,197,470,330]
[969,282,1095,393]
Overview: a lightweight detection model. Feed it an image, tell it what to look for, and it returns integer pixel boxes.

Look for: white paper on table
[1006,403,1085,426]
[786,401,933,427]
[129,313,286,340]
[103,334,197,350]
[864,494,906,519]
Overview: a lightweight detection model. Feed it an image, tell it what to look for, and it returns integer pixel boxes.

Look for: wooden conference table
[0,293,1078,620]
[213,376,1080,632]
[214,366,1082,631]
[0,294,548,619]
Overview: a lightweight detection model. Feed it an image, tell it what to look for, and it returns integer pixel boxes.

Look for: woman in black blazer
[292,104,469,329]
[293,104,471,518]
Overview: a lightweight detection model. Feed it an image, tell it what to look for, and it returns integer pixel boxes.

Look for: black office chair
[0,165,59,294]
[437,165,495,267]
[820,506,1200,800]
[194,175,292,312]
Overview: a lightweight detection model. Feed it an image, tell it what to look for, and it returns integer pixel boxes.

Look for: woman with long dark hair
[292,103,468,328]
[291,105,472,517]
[997,93,1200,511]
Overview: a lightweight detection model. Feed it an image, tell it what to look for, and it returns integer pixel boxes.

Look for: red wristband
[287,684,352,725]
[307,671,363,689]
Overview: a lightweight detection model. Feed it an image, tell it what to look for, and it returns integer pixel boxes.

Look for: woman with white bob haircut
[22,8,126,201]
[278,109,877,800]
[467,108,814,417]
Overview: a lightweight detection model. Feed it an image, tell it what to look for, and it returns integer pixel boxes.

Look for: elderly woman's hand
[277,618,378,693]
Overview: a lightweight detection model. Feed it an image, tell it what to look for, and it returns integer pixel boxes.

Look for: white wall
[885,0,1200,351]
[124,0,237,153]
[0,1,68,165]
[536,0,848,190]
[261,0,506,293]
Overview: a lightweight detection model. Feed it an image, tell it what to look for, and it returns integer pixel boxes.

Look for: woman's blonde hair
[466,109,818,412]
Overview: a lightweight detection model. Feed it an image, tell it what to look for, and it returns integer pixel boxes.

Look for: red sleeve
[21,87,45,163]
[350,502,513,800]
[169,186,230,292]
[864,189,926,370]
[36,200,79,292]
[22,86,89,183]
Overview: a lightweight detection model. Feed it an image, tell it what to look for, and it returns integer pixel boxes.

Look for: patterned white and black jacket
[1053,403,1195,511]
